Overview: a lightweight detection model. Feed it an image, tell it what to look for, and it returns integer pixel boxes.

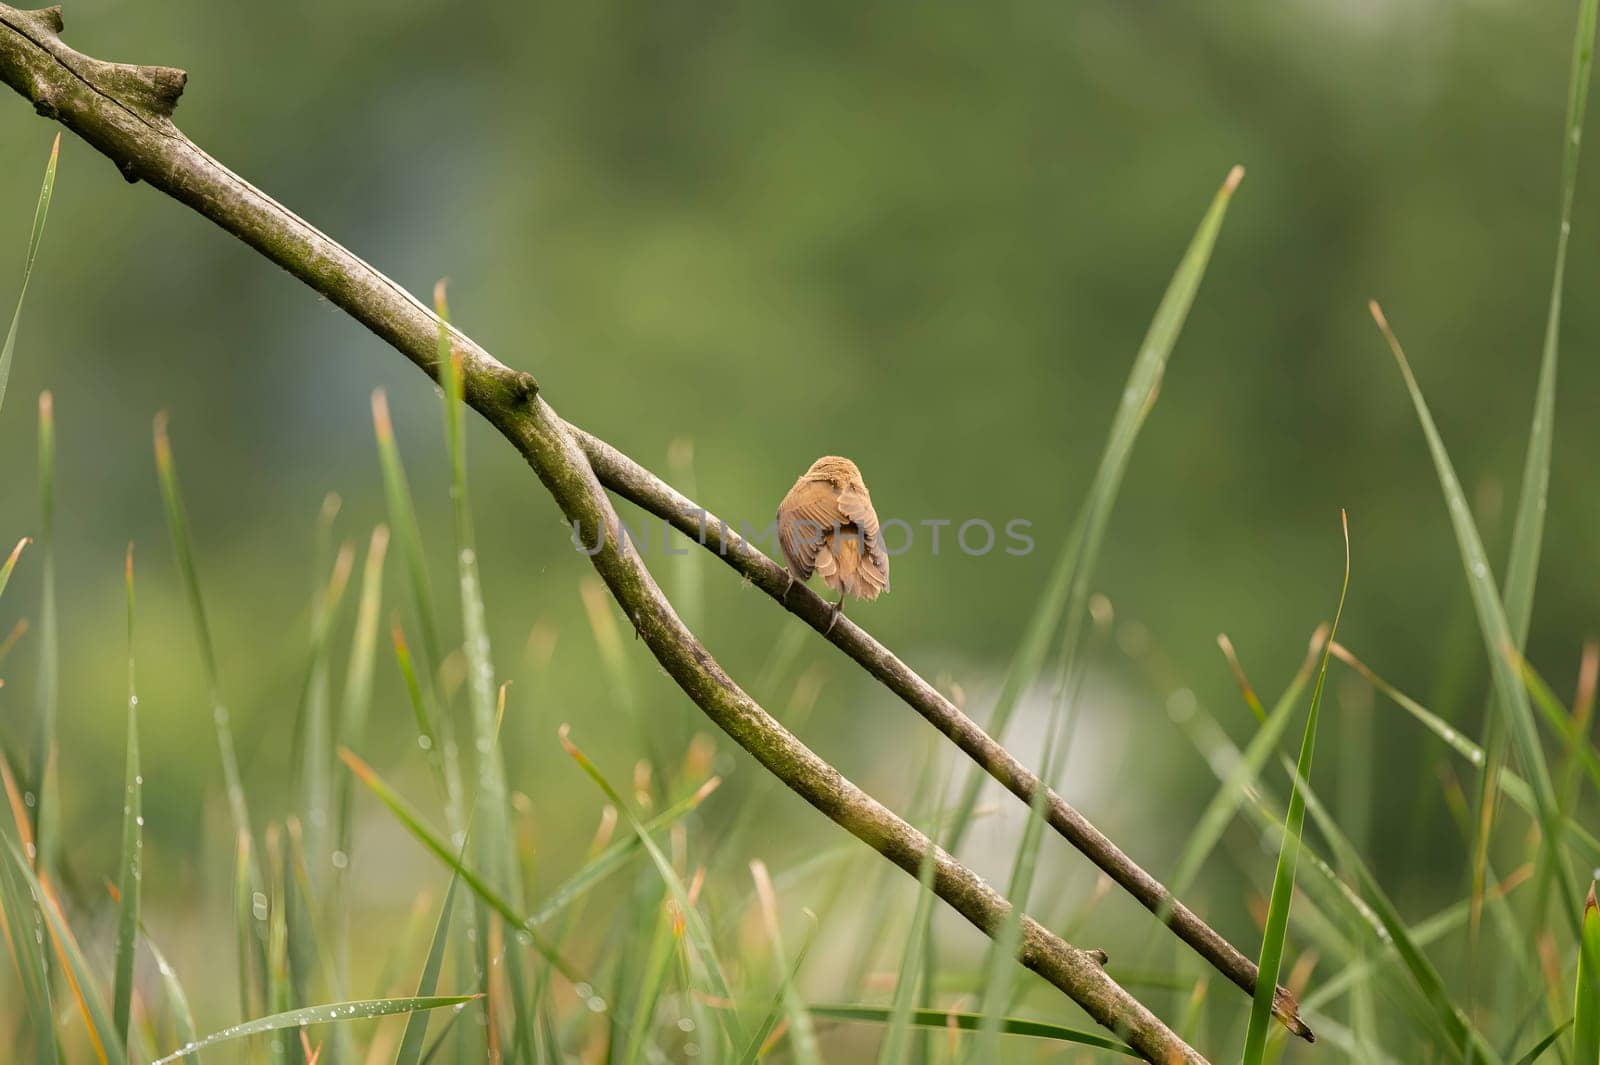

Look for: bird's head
[805,455,866,491]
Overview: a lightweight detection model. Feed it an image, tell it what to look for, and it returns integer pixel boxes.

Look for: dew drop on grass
[23,791,35,808]
[677,1018,695,1033]
[418,735,433,751]
[586,996,606,1013]
[574,981,592,998]
[331,850,349,869]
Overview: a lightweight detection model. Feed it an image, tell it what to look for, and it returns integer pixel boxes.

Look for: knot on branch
[99,59,186,120]
[2,4,187,126]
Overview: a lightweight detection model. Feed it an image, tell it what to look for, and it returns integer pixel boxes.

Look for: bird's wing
[777,478,843,580]
[838,486,890,594]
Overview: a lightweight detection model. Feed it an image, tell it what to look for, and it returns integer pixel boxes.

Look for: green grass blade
[621,893,678,1065]
[1371,304,1577,930]
[395,874,461,1065]
[527,777,720,928]
[810,1005,1140,1056]
[1169,627,1324,898]
[1518,655,1600,795]
[374,391,465,817]
[327,525,389,1058]
[151,996,478,1064]
[1241,513,1349,1065]
[435,286,534,1057]
[979,718,1064,1057]
[33,392,58,874]
[0,763,59,1065]
[1293,759,1503,1063]
[1169,680,1510,1054]
[298,503,352,900]
[0,537,27,602]
[560,726,744,1051]
[734,905,818,1065]
[112,545,143,1047]
[338,748,583,983]
[1576,884,1600,1063]
[750,860,822,1065]
[1335,642,1600,867]
[371,389,448,712]
[153,415,259,888]
[1301,867,1531,1012]
[336,526,390,857]
[880,758,947,1065]
[1512,1021,1572,1065]
[8,842,128,1065]
[0,134,59,417]
[1504,0,1597,669]
[1471,0,1599,992]
[141,927,202,1065]
[946,164,1245,849]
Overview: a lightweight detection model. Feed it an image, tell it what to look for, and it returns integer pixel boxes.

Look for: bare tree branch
[0,6,1292,1058]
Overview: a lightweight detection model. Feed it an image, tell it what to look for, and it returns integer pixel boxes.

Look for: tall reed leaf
[734,903,818,1065]
[336,526,389,858]
[880,756,947,1065]
[1472,0,1600,972]
[0,537,27,602]
[1514,1022,1573,1065]
[1294,762,1503,1064]
[150,996,478,1064]
[434,284,534,1056]
[153,416,258,867]
[979,716,1064,1057]
[112,545,143,1047]
[395,871,461,1065]
[1576,884,1600,1063]
[1503,0,1598,670]
[0,134,59,417]
[337,748,582,982]
[1170,627,1324,898]
[947,164,1245,848]
[9,842,128,1065]
[33,392,57,872]
[1371,303,1576,929]
[560,726,744,1050]
[0,758,57,1065]
[1241,511,1349,1065]
[371,390,459,812]
[750,860,822,1065]
[809,1005,1139,1056]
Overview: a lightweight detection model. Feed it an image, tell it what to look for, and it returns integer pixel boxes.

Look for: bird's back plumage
[776,456,889,602]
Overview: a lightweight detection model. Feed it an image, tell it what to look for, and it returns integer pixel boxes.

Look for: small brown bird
[776,456,889,631]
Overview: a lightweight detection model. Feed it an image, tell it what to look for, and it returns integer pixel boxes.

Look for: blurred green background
[1,0,1598,1057]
